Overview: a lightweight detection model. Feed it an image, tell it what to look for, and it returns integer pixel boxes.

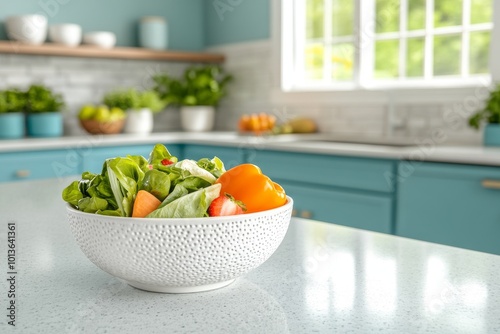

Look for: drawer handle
[482,179,500,189]
[292,209,298,217]
[300,210,312,219]
[16,170,30,178]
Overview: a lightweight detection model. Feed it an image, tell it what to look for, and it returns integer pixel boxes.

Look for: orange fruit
[238,114,250,131]
[249,114,261,132]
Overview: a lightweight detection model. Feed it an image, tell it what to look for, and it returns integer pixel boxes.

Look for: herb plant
[0,89,26,113]
[469,83,500,129]
[103,89,164,112]
[26,84,65,113]
[152,66,232,107]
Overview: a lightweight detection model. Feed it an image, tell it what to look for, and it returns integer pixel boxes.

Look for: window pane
[470,31,490,74]
[376,0,400,33]
[434,0,462,28]
[375,39,399,78]
[406,38,424,77]
[305,44,324,79]
[332,0,354,37]
[331,43,354,80]
[471,0,492,24]
[433,35,461,75]
[306,0,324,39]
[408,0,426,30]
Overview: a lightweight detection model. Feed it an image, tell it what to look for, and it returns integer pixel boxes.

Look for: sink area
[303,139,415,147]
[265,133,417,147]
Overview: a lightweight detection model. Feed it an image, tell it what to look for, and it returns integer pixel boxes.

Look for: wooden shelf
[0,41,225,63]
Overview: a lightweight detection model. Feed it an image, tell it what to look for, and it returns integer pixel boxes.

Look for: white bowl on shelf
[66,197,293,293]
[5,15,48,45]
[83,31,116,48]
[49,24,82,46]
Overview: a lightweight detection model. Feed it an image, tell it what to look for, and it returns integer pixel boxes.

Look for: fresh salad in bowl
[62,144,287,218]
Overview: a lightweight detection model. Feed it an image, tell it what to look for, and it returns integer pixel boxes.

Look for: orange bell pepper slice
[215,164,287,213]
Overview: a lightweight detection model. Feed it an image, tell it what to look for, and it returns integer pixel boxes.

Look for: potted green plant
[153,65,232,132]
[469,83,500,146]
[103,88,164,134]
[0,89,26,139]
[26,84,65,137]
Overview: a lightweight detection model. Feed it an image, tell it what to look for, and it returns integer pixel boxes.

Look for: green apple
[79,105,96,120]
[94,105,110,122]
[109,107,126,121]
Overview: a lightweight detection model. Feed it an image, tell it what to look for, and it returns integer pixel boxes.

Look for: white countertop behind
[1,132,500,166]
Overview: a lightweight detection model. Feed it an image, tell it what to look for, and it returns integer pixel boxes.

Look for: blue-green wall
[0,0,205,50]
[204,0,270,47]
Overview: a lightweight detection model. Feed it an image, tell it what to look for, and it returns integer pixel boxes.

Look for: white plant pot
[124,108,153,134]
[180,106,215,132]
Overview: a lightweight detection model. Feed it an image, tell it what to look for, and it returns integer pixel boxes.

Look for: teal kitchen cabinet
[0,150,82,182]
[396,162,500,255]
[182,144,244,169]
[82,144,181,174]
[282,182,393,233]
[249,150,396,233]
[247,150,395,193]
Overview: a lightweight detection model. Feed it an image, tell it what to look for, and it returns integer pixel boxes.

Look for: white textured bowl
[5,15,47,45]
[83,31,116,48]
[67,197,293,293]
[49,24,82,46]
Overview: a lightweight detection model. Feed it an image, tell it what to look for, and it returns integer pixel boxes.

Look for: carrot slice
[132,190,161,218]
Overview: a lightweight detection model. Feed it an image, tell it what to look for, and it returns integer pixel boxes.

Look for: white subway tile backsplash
[6,75,33,87]
[0,54,196,133]
[208,41,483,145]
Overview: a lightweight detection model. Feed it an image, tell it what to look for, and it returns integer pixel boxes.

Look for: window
[282,0,494,91]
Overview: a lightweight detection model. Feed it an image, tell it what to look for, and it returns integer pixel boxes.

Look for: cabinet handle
[292,209,298,217]
[481,179,500,189]
[16,170,30,178]
[300,210,312,219]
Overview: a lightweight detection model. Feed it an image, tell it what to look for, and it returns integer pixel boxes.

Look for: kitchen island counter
[0,178,499,333]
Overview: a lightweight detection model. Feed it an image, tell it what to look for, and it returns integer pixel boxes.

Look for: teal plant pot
[27,112,63,137]
[0,113,25,139]
[484,124,500,147]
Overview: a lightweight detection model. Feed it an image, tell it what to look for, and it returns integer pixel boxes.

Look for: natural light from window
[283,0,493,91]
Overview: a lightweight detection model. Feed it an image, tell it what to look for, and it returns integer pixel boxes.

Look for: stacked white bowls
[5,15,48,45]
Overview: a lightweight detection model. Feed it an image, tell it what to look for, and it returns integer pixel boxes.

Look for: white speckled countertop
[1,132,500,166]
[1,178,499,333]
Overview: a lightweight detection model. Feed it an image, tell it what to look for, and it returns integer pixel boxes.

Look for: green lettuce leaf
[147,183,221,218]
[175,159,216,184]
[62,181,83,206]
[148,143,178,165]
[197,156,226,178]
[106,156,145,217]
[158,184,189,208]
[139,169,171,201]
[77,196,109,213]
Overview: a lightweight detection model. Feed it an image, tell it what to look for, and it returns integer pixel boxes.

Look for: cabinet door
[248,150,396,193]
[0,150,81,182]
[183,145,244,169]
[82,144,181,174]
[396,162,500,255]
[282,182,393,233]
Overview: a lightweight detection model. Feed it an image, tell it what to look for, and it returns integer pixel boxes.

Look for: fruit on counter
[79,104,126,122]
[238,113,277,133]
[284,117,317,134]
[215,163,287,213]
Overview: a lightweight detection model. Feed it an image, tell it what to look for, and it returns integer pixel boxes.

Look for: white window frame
[271,0,500,106]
